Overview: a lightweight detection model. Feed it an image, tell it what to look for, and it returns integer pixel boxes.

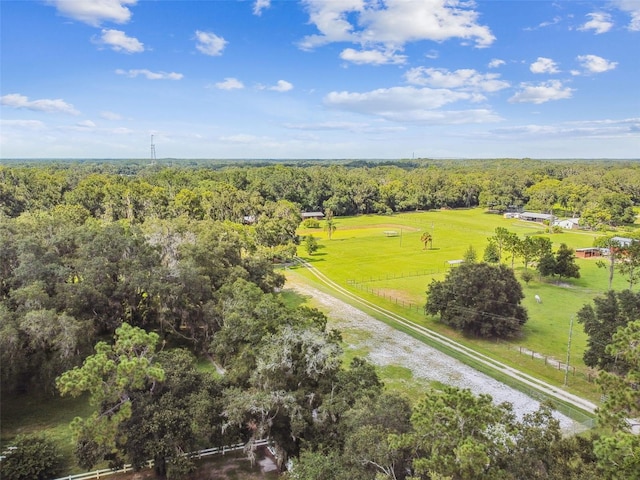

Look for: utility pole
[150,134,157,165]
[564,315,574,386]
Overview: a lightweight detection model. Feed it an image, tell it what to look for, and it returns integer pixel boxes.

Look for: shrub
[302,218,320,228]
[0,434,63,480]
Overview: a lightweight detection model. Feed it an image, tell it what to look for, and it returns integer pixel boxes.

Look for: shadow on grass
[279,288,311,309]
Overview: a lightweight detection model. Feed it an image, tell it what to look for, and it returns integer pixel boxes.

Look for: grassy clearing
[297,208,634,403]
[0,393,92,473]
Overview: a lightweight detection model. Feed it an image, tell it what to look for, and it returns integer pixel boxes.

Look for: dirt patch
[375,287,419,304]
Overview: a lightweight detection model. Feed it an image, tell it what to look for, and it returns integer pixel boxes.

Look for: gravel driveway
[285,277,586,433]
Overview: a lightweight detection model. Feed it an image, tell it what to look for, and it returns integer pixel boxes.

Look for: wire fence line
[346,269,442,312]
[516,346,598,384]
[347,281,424,312]
[347,268,441,285]
[50,439,271,480]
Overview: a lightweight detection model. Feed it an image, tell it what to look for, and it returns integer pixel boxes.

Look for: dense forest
[2,159,639,223]
[1,159,639,479]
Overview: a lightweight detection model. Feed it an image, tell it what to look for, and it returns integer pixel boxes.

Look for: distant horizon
[2,157,640,163]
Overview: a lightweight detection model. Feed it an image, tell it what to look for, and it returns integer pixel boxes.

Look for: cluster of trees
[2,159,639,224]
[577,290,640,374]
[288,387,603,480]
[482,227,582,282]
[4,315,639,480]
[484,227,553,269]
[0,208,297,396]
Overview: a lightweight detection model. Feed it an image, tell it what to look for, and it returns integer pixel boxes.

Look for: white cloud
[509,80,574,104]
[491,118,640,138]
[577,54,618,73]
[253,0,271,16]
[115,69,183,80]
[95,29,144,53]
[612,0,640,31]
[76,120,96,128]
[100,111,123,120]
[340,48,406,65]
[325,86,468,112]
[578,12,614,34]
[525,15,563,31]
[260,80,294,92]
[272,80,294,92]
[530,57,560,74]
[323,86,502,124]
[1,119,46,129]
[214,78,245,90]
[405,67,510,92]
[488,59,505,68]
[47,0,137,26]
[283,121,406,133]
[195,30,227,56]
[1,93,80,115]
[299,0,495,56]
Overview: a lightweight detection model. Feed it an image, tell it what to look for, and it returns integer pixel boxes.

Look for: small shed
[518,212,554,223]
[611,236,634,248]
[575,247,602,259]
[301,211,324,220]
[553,218,580,230]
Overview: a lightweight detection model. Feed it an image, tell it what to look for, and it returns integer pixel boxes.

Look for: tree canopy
[426,263,528,338]
[594,320,640,480]
[577,290,640,373]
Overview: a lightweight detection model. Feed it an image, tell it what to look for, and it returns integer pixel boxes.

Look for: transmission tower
[150,134,157,165]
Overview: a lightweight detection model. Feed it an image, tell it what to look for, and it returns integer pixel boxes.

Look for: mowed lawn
[297,208,634,398]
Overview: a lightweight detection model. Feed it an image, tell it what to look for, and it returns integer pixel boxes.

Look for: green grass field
[297,208,636,402]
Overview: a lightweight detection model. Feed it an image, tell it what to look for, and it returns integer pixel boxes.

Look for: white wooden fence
[51,439,271,480]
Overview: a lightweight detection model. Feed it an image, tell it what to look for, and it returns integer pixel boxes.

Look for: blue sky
[1,0,639,159]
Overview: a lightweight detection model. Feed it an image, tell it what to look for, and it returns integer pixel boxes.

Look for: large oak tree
[426,263,528,338]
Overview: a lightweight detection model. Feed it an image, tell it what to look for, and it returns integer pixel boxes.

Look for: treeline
[1,159,639,225]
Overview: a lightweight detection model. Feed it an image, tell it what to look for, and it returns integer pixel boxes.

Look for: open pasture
[297,208,632,397]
